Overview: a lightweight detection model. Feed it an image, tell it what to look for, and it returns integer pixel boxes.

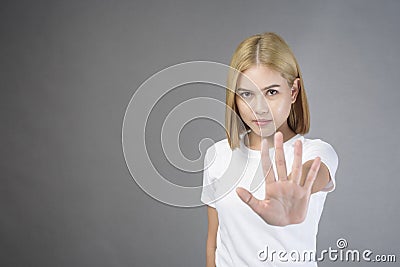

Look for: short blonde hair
[225,32,310,149]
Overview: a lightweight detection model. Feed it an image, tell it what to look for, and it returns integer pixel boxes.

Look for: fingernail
[262,139,267,145]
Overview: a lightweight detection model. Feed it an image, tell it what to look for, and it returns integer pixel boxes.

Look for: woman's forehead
[237,67,285,90]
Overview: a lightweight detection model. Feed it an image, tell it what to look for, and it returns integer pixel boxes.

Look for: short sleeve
[200,148,217,208]
[303,140,339,193]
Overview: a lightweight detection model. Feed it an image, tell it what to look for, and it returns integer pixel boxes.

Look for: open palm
[236,132,321,226]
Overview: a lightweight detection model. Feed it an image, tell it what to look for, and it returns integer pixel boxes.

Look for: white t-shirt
[201,134,338,267]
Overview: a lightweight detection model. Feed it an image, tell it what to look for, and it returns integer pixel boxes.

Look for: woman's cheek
[271,102,291,124]
[238,101,253,120]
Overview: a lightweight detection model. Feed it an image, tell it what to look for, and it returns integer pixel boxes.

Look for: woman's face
[235,65,299,138]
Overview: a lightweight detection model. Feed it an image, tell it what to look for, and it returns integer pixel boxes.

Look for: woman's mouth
[253,119,272,126]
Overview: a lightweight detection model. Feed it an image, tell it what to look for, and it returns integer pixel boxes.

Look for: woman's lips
[253,120,272,126]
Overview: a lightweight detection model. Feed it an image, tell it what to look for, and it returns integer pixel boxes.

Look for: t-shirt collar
[238,133,303,158]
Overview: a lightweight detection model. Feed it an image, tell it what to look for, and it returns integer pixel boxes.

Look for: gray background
[1,0,399,266]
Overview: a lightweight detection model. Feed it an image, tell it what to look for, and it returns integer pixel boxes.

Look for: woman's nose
[253,95,269,115]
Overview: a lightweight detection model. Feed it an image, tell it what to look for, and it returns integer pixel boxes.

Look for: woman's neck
[245,124,296,151]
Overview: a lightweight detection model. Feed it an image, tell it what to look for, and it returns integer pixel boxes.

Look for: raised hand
[236,132,321,226]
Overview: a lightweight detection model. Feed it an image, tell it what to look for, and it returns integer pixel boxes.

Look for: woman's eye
[266,89,278,96]
[240,92,252,98]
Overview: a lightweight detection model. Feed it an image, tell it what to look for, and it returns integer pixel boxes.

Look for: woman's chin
[250,128,275,138]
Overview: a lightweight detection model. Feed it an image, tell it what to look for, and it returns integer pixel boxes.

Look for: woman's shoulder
[302,136,336,150]
[205,138,231,158]
[204,138,232,176]
[301,135,339,164]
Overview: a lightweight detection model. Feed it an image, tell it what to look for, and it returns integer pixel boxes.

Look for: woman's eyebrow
[237,84,280,91]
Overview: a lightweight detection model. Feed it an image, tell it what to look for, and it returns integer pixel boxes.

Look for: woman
[201,32,338,266]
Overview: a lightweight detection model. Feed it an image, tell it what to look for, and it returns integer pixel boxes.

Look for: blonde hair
[225,32,310,149]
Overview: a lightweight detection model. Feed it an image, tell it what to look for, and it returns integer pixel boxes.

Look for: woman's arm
[206,206,218,267]
[300,161,331,194]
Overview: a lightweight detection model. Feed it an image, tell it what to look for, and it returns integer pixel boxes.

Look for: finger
[290,140,303,184]
[304,157,321,191]
[261,138,275,184]
[274,132,288,181]
[236,187,265,214]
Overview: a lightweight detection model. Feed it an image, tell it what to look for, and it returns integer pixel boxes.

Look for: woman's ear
[291,78,300,103]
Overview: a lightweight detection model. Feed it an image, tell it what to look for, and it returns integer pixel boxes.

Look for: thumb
[236,187,262,213]
[236,187,252,203]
